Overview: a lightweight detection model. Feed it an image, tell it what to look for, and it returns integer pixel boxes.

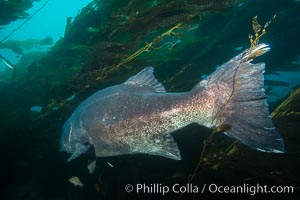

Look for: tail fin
[207,44,285,153]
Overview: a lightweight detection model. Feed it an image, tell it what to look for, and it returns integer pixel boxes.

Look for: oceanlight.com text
[208,183,294,195]
[124,183,294,195]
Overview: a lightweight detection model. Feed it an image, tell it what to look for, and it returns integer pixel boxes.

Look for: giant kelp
[0,0,38,26]
[24,0,244,120]
[1,0,300,199]
[0,0,246,165]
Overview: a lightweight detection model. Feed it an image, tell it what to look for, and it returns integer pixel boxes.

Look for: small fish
[187,24,200,31]
[106,162,113,168]
[87,27,100,33]
[30,106,42,113]
[234,46,243,51]
[60,44,285,162]
[200,74,208,79]
[0,55,14,70]
[69,176,83,187]
[67,94,76,102]
[238,2,245,7]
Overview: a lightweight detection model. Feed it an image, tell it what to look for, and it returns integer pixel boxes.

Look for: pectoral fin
[148,134,181,160]
[67,143,90,162]
[87,160,96,174]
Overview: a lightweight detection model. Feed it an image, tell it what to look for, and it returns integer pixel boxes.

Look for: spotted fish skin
[60,77,218,160]
[60,44,285,162]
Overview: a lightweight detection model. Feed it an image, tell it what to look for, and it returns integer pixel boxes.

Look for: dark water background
[0,0,299,199]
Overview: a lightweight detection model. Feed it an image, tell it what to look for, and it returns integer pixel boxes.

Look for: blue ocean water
[0,0,299,199]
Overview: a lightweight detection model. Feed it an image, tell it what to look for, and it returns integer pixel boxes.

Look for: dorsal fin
[125,67,166,92]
